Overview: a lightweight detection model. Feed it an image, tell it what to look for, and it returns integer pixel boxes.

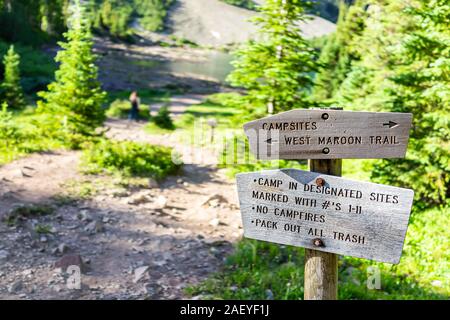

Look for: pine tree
[227,0,319,114]
[37,1,106,145]
[372,0,450,207]
[312,0,366,102]
[1,45,26,109]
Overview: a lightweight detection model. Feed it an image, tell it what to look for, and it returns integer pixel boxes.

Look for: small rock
[209,247,220,255]
[85,220,104,234]
[154,195,167,209]
[266,289,274,300]
[77,210,92,222]
[54,254,85,273]
[58,243,70,254]
[40,236,48,243]
[182,182,189,187]
[176,178,183,184]
[202,194,228,208]
[133,266,149,283]
[0,249,9,260]
[209,218,220,227]
[153,259,167,267]
[128,191,152,205]
[148,178,159,189]
[22,269,33,276]
[8,280,23,293]
[112,190,130,198]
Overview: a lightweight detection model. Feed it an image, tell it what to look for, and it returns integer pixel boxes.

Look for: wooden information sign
[243,109,413,159]
[236,168,414,264]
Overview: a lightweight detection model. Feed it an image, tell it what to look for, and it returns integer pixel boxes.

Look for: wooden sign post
[243,109,413,159]
[305,159,341,300]
[236,108,414,300]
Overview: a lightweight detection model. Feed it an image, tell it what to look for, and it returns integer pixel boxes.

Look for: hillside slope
[166,0,336,46]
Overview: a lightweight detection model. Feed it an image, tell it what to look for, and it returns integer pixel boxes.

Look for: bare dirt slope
[0,101,241,300]
[166,0,336,46]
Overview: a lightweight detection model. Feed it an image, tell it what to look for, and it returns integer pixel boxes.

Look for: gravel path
[0,103,241,299]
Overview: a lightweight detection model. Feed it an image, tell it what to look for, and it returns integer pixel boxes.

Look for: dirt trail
[150,93,206,119]
[0,97,241,300]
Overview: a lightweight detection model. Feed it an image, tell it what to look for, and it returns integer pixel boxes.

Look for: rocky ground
[0,100,242,300]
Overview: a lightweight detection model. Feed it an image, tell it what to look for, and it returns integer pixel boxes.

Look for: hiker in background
[129,91,140,121]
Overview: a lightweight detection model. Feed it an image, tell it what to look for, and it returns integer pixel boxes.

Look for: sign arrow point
[383,121,398,128]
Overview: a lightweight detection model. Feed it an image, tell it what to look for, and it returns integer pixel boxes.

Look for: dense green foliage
[370,0,450,207]
[0,0,174,44]
[312,1,366,101]
[0,102,20,150]
[37,3,106,147]
[153,105,175,130]
[227,0,319,114]
[0,46,25,108]
[0,40,56,94]
[0,105,66,164]
[81,139,181,179]
[0,0,68,45]
[91,0,134,38]
[134,0,175,32]
[309,0,340,22]
[313,0,449,208]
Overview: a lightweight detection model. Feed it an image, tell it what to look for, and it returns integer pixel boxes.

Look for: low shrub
[153,105,174,130]
[81,139,181,179]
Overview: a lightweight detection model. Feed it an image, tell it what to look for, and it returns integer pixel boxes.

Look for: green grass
[0,107,67,165]
[106,89,172,121]
[145,92,245,140]
[35,224,53,234]
[144,122,175,135]
[187,208,449,300]
[80,138,181,180]
[177,93,244,130]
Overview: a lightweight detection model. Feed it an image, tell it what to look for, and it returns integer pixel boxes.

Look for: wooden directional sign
[243,109,413,159]
[236,169,414,264]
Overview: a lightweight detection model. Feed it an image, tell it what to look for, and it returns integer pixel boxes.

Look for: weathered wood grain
[304,159,340,300]
[236,169,414,264]
[243,109,413,159]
